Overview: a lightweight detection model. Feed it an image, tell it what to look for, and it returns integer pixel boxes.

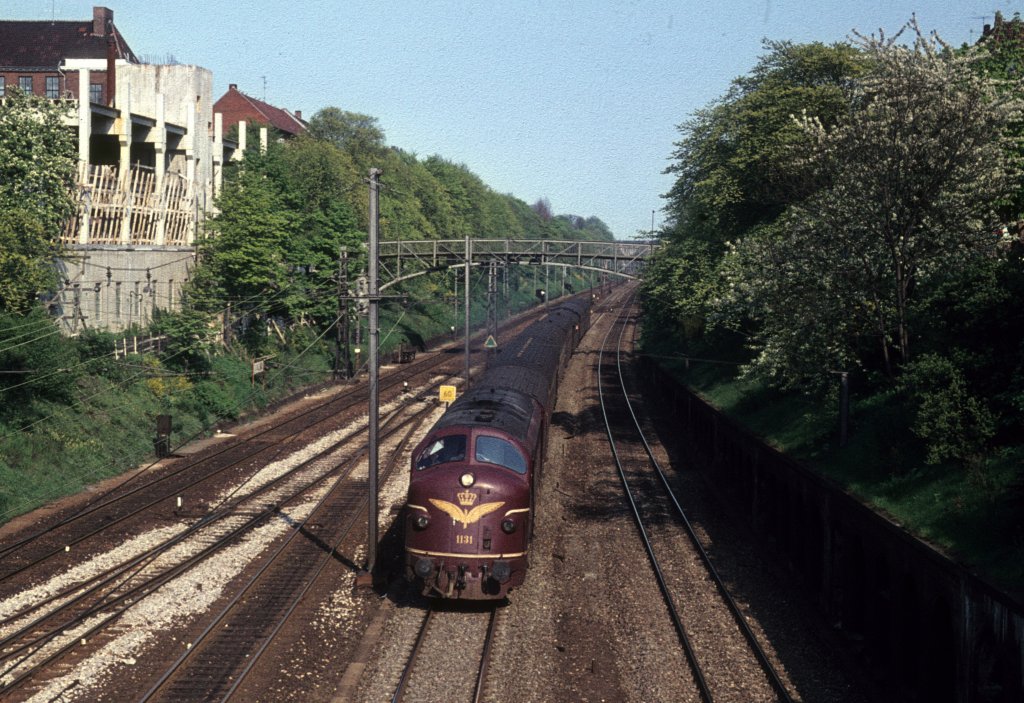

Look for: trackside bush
[899,353,996,465]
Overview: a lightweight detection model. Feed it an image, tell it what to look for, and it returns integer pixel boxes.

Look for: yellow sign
[439,385,457,403]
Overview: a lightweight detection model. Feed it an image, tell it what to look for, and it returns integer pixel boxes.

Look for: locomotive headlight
[413,514,430,530]
[501,518,516,534]
[460,472,475,487]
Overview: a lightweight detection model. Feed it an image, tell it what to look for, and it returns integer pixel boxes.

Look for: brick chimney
[93,7,113,37]
[295,110,302,121]
[229,83,238,91]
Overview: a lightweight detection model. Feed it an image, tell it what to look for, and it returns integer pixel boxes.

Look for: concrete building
[0,6,258,333]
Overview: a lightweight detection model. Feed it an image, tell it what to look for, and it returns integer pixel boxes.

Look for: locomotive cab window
[415,434,466,469]
[475,436,527,474]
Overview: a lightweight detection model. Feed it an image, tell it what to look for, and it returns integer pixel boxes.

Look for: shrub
[899,353,996,465]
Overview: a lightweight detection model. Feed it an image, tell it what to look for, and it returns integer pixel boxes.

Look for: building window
[0,77,5,98]
[90,83,103,105]
[19,76,32,94]
[45,76,59,99]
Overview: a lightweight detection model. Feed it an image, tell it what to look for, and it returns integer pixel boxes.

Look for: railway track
[0,386,442,700]
[391,605,498,703]
[138,399,434,702]
[596,296,795,703]
[0,302,551,595]
[0,303,560,701]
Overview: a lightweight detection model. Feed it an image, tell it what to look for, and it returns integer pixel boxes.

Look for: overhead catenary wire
[0,282,299,431]
[0,316,61,337]
[0,327,63,355]
[0,324,64,353]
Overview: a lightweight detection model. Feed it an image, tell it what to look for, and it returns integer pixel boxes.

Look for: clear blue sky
[6,1,1018,239]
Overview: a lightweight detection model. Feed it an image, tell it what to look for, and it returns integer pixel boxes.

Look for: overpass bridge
[376,238,657,291]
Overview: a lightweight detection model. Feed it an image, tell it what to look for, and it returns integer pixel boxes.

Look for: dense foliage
[647,19,1024,466]
[0,87,76,313]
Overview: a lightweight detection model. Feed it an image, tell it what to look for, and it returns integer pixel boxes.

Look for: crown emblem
[457,490,478,507]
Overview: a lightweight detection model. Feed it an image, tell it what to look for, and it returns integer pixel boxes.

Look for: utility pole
[487,258,497,359]
[334,246,349,380]
[464,236,471,386]
[364,168,382,580]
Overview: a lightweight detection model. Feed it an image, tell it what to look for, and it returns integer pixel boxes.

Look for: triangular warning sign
[484,335,497,349]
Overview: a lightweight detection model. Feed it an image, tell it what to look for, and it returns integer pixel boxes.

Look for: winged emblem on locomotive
[429,498,505,528]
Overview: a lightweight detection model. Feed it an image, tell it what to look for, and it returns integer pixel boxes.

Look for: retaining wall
[642,359,1024,703]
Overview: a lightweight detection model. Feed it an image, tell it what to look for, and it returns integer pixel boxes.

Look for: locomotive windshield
[474,436,527,474]
[415,434,467,469]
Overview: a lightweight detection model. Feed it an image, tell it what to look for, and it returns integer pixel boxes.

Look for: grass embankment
[642,330,1024,597]
[0,347,333,525]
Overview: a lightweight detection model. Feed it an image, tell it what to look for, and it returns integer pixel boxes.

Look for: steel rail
[392,606,435,703]
[611,304,795,703]
[473,607,498,703]
[0,379,439,643]
[596,293,714,703]
[0,401,434,698]
[216,410,432,702]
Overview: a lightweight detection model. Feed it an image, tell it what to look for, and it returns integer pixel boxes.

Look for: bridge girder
[376,238,656,291]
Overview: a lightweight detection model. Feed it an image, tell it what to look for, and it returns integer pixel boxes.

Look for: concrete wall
[55,246,196,334]
[642,359,1024,703]
[119,63,215,209]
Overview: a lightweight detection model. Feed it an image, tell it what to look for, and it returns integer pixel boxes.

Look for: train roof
[432,384,538,439]
[429,296,591,439]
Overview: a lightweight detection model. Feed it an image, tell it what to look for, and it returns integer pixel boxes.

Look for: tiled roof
[214,86,307,136]
[0,20,137,69]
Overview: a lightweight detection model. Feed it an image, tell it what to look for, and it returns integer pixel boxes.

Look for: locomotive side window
[415,435,467,469]
[475,436,527,474]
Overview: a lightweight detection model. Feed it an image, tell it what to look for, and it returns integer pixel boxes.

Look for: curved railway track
[597,296,795,703]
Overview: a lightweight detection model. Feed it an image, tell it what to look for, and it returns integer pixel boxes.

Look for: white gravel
[4,378,445,702]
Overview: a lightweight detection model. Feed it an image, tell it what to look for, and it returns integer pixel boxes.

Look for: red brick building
[0,6,137,105]
[213,83,307,138]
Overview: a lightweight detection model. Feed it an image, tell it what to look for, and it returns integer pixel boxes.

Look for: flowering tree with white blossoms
[721,20,1023,389]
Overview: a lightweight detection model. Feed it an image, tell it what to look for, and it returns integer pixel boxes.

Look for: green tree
[0,86,77,313]
[723,21,1021,388]
[663,40,864,246]
[0,209,61,314]
[647,40,862,360]
[307,108,386,166]
[190,153,297,318]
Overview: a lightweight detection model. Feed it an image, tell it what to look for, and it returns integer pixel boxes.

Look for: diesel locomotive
[404,295,592,599]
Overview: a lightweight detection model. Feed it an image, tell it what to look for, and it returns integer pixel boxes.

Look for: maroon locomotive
[404,296,592,599]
